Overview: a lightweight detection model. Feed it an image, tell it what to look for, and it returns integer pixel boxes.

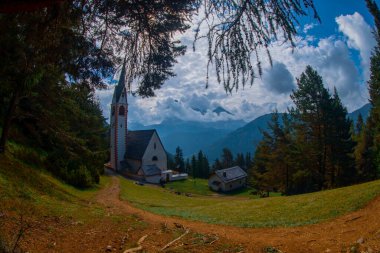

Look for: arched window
[119,105,125,115]
[154,143,156,149]
[111,106,115,116]
[152,156,158,161]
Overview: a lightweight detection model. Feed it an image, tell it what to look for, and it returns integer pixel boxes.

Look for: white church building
[107,62,187,184]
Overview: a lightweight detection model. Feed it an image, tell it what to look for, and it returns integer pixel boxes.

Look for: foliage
[174,146,185,172]
[252,66,355,194]
[195,0,319,92]
[358,0,380,181]
[187,150,210,179]
[212,148,252,174]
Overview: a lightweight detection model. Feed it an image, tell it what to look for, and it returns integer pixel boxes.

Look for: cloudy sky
[97,0,377,125]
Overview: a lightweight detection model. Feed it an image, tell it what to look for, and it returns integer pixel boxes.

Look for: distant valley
[130,103,371,162]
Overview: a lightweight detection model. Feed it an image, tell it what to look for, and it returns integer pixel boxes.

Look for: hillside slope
[129,118,245,156]
[1,149,380,252]
[203,103,371,161]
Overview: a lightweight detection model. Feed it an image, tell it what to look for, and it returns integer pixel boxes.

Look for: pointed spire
[113,60,127,103]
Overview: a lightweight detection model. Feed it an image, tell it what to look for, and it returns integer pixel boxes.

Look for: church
[108,62,187,184]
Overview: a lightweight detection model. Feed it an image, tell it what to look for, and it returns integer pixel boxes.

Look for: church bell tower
[110,62,128,171]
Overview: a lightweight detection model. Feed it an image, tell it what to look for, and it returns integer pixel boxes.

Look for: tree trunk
[0,88,20,153]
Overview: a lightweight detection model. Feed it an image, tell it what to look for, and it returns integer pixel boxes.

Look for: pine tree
[196,150,210,178]
[190,155,198,178]
[290,65,332,191]
[363,0,380,179]
[326,88,355,186]
[221,148,234,169]
[245,153,252,171]
[234,153,245,169]
[174,146,185,172]
[356,114,364,135]
[287,67,355,191]
[212,159,223,172]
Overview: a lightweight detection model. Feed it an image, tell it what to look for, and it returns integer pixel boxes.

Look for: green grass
[165,178,280,198]
[119,176,380,228]
[0,148,112,221]
[166,178,212,195]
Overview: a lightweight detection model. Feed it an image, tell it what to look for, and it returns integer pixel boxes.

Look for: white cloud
[336,12,376,79]
[99,12,373,125]
[303,23,316,34]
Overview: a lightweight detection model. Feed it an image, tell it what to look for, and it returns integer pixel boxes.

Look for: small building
[208,166,247,192]
[161,170,188,182]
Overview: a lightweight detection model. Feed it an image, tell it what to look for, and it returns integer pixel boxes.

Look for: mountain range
[129,103,371,162]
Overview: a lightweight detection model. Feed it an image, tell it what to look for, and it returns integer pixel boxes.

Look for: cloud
[98,12,373,125]
[262,62,295,94]
[303,23,316,34]
[336,12,376,79]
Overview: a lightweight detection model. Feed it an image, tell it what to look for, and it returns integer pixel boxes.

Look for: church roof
[125,130,156,160]
[112,61,127,103]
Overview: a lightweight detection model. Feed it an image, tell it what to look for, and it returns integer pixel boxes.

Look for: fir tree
[221,148,234,169]
[174,146,185,172]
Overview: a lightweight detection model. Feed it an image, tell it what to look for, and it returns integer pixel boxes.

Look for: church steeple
[112,60,127,103]
[110,61,128,171]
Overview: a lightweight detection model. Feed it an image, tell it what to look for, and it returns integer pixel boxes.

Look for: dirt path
[94,173,380,253]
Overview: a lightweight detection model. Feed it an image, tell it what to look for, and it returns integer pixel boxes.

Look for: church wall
[116,112,127,171]
[110,112,116,170]
[142,132,167,171]
[126,159,141,173]
[110,91,128,171]
[145,175,162,184]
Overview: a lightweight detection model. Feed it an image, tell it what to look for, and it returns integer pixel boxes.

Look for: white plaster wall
[142,132,167,171]
[110,87,128,171]
[110,111,116,169]
[145,175,162,184]
[208,176,246,192]
[221,178,246,192]
[170,174,188,181]
[208,174,222,191]
[116,111,127,171]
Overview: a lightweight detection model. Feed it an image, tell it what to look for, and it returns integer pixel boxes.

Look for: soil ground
[6,171,380,253]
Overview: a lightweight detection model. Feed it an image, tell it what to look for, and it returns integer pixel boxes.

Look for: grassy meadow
[166,178,281,197]
[0,142,116,222]
[120,176,380,228]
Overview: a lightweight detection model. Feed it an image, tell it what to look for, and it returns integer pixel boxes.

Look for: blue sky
[97,0,378,125]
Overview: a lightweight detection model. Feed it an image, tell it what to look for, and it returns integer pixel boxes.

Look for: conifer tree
[221,148,234,168]
[290,65,332,190]
[234,153,245,169]
[174,146,185,172]
[362,0,380,179]
[356,114,364,135]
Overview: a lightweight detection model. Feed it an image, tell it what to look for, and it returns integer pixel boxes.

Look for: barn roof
[125,130,156,160]
[214,166,247,183]
[141,165,161,176]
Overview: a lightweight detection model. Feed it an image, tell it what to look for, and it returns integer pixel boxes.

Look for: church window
[119,105,125,115]
[111,106,115,115]
[154,143,156,149]
[152,156,158,161]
